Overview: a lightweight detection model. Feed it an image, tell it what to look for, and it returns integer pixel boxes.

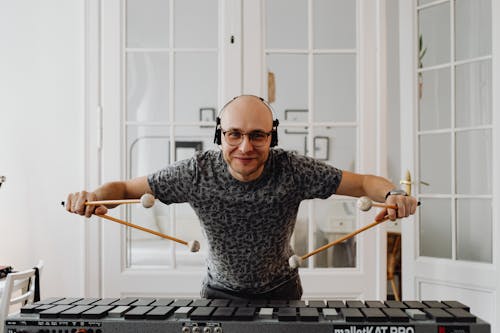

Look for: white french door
[96,0,389,300]
[399,0,499,329]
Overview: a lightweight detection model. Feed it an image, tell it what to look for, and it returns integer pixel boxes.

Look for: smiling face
[220,96,274,182]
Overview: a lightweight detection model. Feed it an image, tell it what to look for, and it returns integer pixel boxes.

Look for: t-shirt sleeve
[147,157,197,205]
[289,153,343,200]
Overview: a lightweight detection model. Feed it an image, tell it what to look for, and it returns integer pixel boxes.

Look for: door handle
[400,171,429,196]
[400,170,413,196]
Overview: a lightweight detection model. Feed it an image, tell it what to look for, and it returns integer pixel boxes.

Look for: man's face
[220,96,274,182]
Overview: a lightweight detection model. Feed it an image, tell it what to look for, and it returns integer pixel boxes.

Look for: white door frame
[399,0,500,328]
[83,0,103,298]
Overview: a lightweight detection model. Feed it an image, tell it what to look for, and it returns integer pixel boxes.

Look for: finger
[70,192,78,213]
[397,202,406,218]
[84,192,98,218]
[71,192,81,213]
[384,197,398,221]
[386,206,397,221]
[65,193,73,212]
[410,198,418,215]
[375,209,387,222]
[75,191,89,215]
[401,198,415,217]
[95,205,108,215]
[389,211,397,221]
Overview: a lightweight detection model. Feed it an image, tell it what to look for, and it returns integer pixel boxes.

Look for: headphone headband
[217,95,278,120]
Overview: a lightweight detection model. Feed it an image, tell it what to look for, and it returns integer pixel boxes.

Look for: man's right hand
[65,191,108,218]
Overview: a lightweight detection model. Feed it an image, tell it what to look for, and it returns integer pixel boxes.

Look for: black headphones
[213,96,279,147]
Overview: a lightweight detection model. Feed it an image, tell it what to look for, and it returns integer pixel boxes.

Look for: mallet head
[140,193,155,208]
[188,240,200,252]
[356,196,373,211]
[288,255,303,269]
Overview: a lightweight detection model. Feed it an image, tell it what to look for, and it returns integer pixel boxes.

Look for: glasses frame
[221,129,273,147]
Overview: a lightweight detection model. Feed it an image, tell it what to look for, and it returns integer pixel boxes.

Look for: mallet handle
[301,216,390,260]
[97,214,188,246]
[85,199,141,206]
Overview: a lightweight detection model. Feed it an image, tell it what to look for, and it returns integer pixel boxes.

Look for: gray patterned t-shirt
[147,148,342,293]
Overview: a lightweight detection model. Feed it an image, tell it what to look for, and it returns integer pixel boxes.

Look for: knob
[182,327,191,333]
[192,327,201,333]
[203,327,212,333]
[214,327,223,333]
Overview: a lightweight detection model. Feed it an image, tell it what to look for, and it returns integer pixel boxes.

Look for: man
[66,95,418,300]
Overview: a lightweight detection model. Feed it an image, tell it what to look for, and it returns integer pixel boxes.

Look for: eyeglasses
[222,129,272,147]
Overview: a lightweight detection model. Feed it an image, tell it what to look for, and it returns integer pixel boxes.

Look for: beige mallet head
[357,196,400,211]
[188,240,200,252]
[140,193,155,208]
[288,255,303,269]
[357,196,373,211]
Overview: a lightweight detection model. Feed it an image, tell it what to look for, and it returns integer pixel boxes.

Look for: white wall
[0,1,86,297]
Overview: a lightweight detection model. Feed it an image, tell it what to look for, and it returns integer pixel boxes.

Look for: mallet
[61,193,200,252]
[356,196,421,212]
[289,216,391,269]
[84,193,156,208]
[356,196,397,211]
[97,213,200,252]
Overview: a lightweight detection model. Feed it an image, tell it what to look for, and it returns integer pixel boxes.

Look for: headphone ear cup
[213,117,222,145]
[270,130,278,147]
[214,128,221,145]
[270,119,279,147]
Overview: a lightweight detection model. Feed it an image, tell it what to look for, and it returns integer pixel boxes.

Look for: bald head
[219,95,274,130]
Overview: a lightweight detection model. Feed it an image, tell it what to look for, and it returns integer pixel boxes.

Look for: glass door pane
[174,0,218,48]
[126,0,169,48]
[266,0,308,49]
[454,0,491,61]
[456,198,492,263]
[126,53,170,122]
[417,2,450,67]
[419,198,452,259]
[455,61,492,127]
[266,54,308,119]
[313,54,356,122]
[174,52,218,123]
[456,130,492,195]
[313,0,356,49]
[419,133,451,194]
[418,67,451,131]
